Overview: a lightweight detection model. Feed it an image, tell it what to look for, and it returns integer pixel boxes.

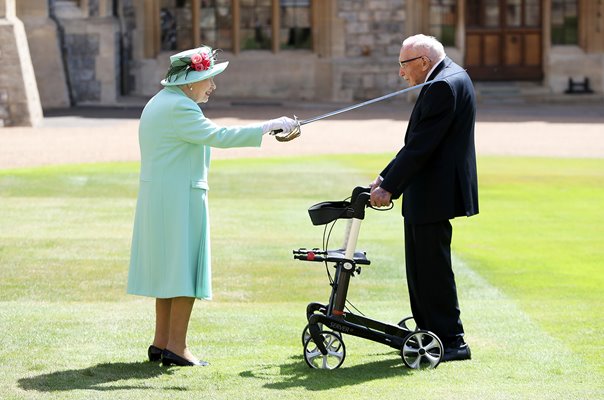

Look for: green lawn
[0,155,602,400]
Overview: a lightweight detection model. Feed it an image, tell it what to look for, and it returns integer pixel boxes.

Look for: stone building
[0,0,43,126]
[2,0,603,126]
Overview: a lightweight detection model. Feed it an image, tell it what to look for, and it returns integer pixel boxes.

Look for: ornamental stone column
[0,0,43,127]
[16,0,70,109]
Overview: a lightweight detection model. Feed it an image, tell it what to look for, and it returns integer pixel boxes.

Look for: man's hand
[369,176,383,192]
[370,186,392,207]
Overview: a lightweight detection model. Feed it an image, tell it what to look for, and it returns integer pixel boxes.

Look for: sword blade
[299,70,466,125]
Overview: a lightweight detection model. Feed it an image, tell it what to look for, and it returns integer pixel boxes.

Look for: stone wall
[8,0,604,111]
[335,0,406,100]
[0,0,43,126]
[65,32,102,102]
[208,50,318,101]
[546,45,604,95]
[48,0,120,105]
[56,16,121,105]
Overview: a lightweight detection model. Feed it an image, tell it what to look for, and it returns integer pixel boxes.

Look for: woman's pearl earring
[189,85,193,91]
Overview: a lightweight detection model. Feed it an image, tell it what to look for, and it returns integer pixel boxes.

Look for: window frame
[151,0,313,56]
[550,0,579,45]
[428,0,458,47]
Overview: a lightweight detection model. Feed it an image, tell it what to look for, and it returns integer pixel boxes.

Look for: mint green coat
[127,86,264,299]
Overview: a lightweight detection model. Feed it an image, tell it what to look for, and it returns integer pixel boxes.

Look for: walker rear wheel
[303,331,346,370]
[401,330,443,369]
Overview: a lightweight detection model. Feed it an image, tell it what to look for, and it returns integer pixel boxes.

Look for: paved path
[1,100,603,169]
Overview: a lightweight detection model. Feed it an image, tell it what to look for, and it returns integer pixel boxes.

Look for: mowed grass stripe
[2,257,600,400]
[1,156,603,399]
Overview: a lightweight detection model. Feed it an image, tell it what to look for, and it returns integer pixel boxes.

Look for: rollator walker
[293,187,444,370]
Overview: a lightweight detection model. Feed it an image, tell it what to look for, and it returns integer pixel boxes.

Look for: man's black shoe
[442,343,471,362]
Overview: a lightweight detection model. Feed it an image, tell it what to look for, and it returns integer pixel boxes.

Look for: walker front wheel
[303,331,346,370]
[401,330,443,369]
[301,323,323,346]
[301,323,343,351]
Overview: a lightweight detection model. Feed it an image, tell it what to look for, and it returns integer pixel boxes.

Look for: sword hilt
[270,116,301,142]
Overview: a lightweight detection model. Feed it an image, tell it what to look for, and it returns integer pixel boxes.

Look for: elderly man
[370,34,478,362]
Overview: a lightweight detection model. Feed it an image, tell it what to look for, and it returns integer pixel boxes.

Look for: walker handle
[350,186,371,220]
[351,186,371,204]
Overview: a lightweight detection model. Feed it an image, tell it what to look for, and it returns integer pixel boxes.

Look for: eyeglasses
[399,55,427,68]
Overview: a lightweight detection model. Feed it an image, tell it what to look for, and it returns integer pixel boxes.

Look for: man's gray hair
[402,34,446,61]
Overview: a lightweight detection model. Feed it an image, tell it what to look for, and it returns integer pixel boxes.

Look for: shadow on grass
[240,353,411,391]
[18,361,180,392]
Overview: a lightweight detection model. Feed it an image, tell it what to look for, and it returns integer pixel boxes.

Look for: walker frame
[293,187,444,370]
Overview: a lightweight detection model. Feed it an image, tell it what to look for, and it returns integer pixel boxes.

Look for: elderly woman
[127,46,298,367]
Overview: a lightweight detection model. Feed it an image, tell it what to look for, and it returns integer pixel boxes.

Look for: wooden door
[466,0,543,80]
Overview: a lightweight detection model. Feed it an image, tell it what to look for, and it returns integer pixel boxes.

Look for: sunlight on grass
[452,157,604,371]
[1,155,603,399]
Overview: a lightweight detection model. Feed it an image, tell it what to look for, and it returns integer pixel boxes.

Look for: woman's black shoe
[148,345,163,362]
[161,349,209,367]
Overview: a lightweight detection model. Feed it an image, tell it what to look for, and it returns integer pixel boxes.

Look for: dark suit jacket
[380,57,479,224]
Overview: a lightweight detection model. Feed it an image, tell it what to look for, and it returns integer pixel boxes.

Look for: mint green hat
[161,46,228,86]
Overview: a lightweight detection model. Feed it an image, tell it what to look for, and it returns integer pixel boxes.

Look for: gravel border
[1,102,603,169]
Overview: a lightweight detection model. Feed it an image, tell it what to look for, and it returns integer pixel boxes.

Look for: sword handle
[269,115,299,136]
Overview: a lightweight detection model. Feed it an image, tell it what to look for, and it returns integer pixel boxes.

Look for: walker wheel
[397,316,418,332]
[303,331,346,370]
[302,323,344,351]
[301,323,324,346]
[401,330,443,369]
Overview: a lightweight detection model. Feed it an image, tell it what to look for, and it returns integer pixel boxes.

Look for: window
[280,0,311,49]
[160,5,177,51]
[467,0,500,28]
[240,0,273,50]
[507,0,522,27]
[524,0,540,27]
[158,0,312,53]
[506,0,540,28]
[160,0,192,51]
[551,0,578,44]
[200,0,234,50]
[467,0,540,29]
[430,0,457,46]
[484,0,500,28]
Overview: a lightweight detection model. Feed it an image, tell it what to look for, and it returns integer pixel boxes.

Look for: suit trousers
[404,219,464,346]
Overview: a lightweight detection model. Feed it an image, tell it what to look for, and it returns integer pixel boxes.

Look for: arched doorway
[465,0,543,80]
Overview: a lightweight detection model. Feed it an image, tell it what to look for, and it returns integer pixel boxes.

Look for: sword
[271,70,466,141]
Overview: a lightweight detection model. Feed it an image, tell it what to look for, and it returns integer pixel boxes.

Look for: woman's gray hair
[402,34,446,61]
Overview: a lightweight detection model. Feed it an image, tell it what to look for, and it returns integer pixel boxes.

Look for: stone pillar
[0,0,44,126]
[192,0,200,48]
[17,0,70,109]
[311,0,346,101]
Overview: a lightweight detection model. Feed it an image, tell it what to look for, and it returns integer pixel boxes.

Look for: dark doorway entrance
[466,0,543,80]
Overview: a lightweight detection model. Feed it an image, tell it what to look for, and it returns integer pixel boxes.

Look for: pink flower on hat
[163,47,220,85]
[191,53,202,65]
[191,52,212,72]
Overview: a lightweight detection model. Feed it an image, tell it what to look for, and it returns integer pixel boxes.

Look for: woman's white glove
[261,116,297,135]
